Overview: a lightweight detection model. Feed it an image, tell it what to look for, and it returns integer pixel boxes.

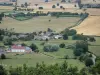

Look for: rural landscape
[0,0,100,75]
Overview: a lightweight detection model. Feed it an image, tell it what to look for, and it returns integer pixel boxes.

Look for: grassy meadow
[0,39,85,70]
[89,37,100,56]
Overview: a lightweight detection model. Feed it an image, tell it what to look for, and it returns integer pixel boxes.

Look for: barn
[8,45,32,53]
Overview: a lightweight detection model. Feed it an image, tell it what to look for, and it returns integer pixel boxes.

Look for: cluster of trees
[51,12,79,17]
[72,34,87,40]
[0,13,4,23]
[61,28,77,40]
[1,60,100,75]
[43,44,59,52]
[0,61,80,75]
[82,4,100,8]
[74,41,88,56]
[0,54,6,59]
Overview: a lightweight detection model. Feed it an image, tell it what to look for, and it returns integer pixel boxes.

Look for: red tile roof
[11,45,25,49]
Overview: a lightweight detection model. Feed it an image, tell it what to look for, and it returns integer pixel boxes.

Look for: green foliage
[59,43,65,48]
[38,7,43,9]
[85,58,94,67]
[43,44,59,52]
[52,5,56,8]
[57,3,60,6]
[64,55,69,59]
[89,37,96,42]
[63,34,68,40]
[21,43,27,46]
[62,28,77,36]
[0,35,3,41]
[3,37,13,45]
[30,43,38,51]
[92,61,100,74]
[0,65,7,75]
[72,34,87,40]
[74,48,83,56]
[1,54,6,59]
[75,41,88,53]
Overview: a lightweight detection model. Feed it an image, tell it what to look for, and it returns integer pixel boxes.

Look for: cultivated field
[0,16,80,33]
[81,0,100,4]
[73,16,100,36]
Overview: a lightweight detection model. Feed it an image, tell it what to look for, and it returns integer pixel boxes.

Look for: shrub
[89,37,96,42]
[85,58,94,67]
[52,5,56,8]
[60,6,63,8]
[74,48,83,56]
[38,7,43,9]
[1,54,6,59]
[64,55,69,59]
[43,44,59,52]
[72,34,87,40]
[75,41,88,53]
[57,3,59,6]
[0,65,7,75]
[21,43,27,46]
[30,43,38,51]
[59,43,65,48]
[63,34,68,40]
[62,28,77,36]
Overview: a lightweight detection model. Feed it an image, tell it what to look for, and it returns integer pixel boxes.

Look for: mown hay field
[0,16,80,33]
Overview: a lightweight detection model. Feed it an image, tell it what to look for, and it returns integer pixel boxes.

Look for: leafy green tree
[0,65,7,75]
[1,54,6,59]
[21,43,27,46]
[74,48,83,56]
[85,58,94,67]
[52,5,56,8]
[63,34,68,40]
[59,43,65,48]
[24,2,28,8]
[30,43,38,51]
[75,41,88,53]
[43,44,59,52]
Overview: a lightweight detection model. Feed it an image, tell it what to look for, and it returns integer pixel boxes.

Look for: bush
[85,58,94,67]
[60,6,63,8]
[89,37,96,42]
[0,65,7,75]
[21,43,27,46]
[63,34,68,40]
[30,43,38,51]
[1,54,6,59]
[64,55,69,59]
[74,48,83,56]
[43,44,59,52]
[62,28,77,36]
[72,34,87,40]
[52,5,56,8]
[59,43,65,48]
[38,7,43,9]
[75,41,88,53]
[57,3,59,6]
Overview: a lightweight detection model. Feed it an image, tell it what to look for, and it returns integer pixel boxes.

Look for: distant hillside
[73,16,100,36]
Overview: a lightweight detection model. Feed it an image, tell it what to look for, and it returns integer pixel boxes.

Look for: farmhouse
[8,45,32,53]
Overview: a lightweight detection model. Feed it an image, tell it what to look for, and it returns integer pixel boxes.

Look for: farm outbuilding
[8,45,32,53]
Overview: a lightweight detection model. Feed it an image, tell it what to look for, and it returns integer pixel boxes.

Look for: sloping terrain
[73,16,100,36]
